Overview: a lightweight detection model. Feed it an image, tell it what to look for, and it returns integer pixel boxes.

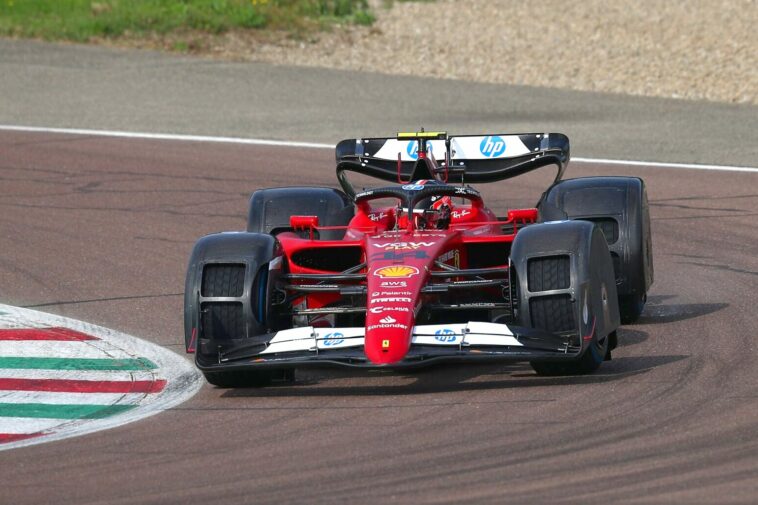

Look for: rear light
[507,208,538,223]
[290,215,319,230]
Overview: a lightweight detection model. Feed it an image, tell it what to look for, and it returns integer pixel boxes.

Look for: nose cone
[363,264,420,364]
[363,234,450,364]
[364,311,414,364]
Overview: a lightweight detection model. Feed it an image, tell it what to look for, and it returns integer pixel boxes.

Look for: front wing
[196,322,582,371]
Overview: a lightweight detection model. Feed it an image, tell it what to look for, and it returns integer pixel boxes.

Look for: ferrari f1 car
[184,131,653,387]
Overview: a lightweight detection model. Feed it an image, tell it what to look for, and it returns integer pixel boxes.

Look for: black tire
[530,332,609,376]
[184,232,278,352]
[247,187,354,240]
[526,256,609,376]
[184,232,293,388]
[197,263,286,388]
[509,221,619,376]
[538,176,653,324]
[619,293,646,324]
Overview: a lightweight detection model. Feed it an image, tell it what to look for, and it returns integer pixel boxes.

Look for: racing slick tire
[538,177,653,324]
[510,221,620,375]
[184,232,291,387]
[247,187,354,240]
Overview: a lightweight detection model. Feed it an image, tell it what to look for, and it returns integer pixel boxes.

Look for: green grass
[0,0,374,42]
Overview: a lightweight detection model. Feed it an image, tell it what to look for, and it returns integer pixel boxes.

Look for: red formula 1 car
[184,131,653,387]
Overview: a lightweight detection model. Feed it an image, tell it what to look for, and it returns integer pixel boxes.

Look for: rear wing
[335,132,569,198]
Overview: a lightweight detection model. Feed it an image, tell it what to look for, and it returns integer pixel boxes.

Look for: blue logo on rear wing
[479,136,506,157]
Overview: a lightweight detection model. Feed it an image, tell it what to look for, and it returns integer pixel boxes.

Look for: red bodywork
[277,192,538,365]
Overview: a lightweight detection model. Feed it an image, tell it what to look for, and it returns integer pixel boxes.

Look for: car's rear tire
[247,187,354,240]
[619,293,646,324]
[538,176,653,324]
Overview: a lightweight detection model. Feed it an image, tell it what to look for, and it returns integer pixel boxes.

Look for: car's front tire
[509,221,619,376]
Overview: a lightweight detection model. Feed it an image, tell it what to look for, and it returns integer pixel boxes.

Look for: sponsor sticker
[369,306,410,314]
[375,291,413,298]
[367,323,407,331]
[366,315,408,331]
[370,251,429,261]
[402,184,425,191]
[368,212,387,222]
[434,328,458,343]
[479,135,507,157]
[373,242,435,250]
[370,297,412,304]
[322,332,345,347]
[374,266,419,279]
[380,281,408,288]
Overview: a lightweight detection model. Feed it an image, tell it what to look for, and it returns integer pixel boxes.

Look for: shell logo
[373,265,419,278]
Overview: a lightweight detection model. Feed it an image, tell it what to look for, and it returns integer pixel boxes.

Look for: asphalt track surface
[2,39,758,167]
[1,128,757,504]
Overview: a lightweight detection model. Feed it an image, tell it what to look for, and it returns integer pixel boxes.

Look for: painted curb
[0,304,203,451]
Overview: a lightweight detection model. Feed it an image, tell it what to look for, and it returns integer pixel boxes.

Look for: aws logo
[479,136,506,157]
[407,141,433,160]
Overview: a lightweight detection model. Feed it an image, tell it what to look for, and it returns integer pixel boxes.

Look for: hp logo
[479,136,506,157]
[434,328,457,343]
[407,140,433,160]
[322,332,345,346]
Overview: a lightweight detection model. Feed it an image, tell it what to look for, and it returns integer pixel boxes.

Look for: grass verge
[0,0,374,43]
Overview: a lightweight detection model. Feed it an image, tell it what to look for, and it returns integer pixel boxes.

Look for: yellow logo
[382,340,390,348]
[373,266,420,278]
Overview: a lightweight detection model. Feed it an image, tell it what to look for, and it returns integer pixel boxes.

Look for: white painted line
[2,124,757,173]
[0,304,203,451]
[572,157,758,173]
[0,369,157,382]
[0,340,136,359]
[0,418,72,434]
[0,124,332,149]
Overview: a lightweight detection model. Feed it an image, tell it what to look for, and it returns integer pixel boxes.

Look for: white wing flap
[261,322,522,354]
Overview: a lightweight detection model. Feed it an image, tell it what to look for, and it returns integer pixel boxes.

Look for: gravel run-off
[200,0,756,105]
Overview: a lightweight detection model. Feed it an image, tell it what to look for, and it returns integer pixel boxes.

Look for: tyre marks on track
[0,304,202,450]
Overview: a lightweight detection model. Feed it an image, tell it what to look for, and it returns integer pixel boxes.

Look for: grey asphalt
[1,130,757,504]
[1,38,757,167]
